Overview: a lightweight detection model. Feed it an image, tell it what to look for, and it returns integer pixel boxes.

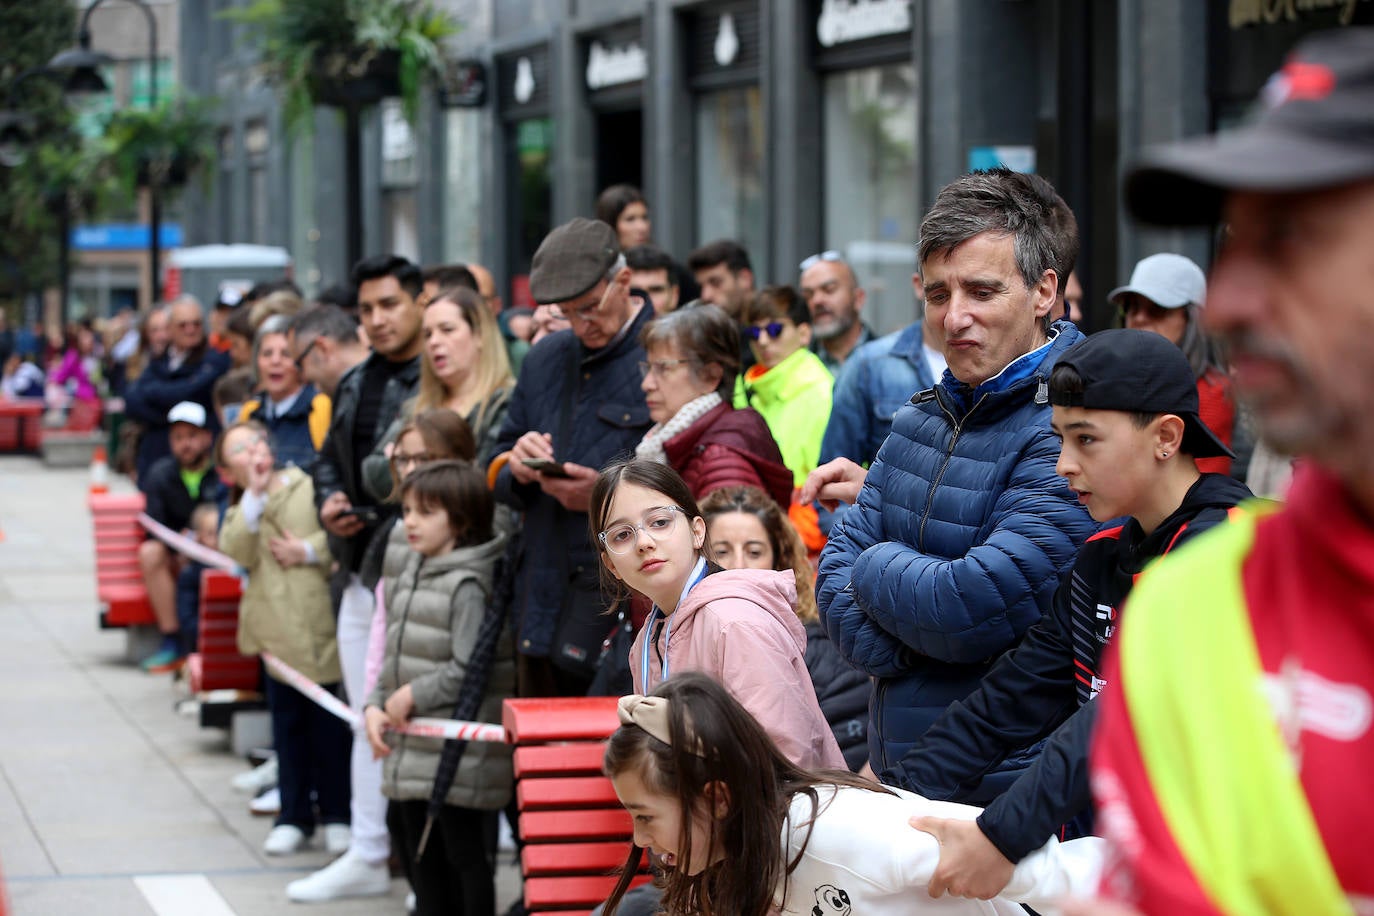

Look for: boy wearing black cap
[887,329,1252,901]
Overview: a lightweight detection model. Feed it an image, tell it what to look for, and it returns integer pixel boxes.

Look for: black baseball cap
[529,218,621,305]
[1049,329,1234,459]
[1126,28,1374,226]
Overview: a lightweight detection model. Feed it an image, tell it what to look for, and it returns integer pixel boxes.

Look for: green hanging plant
[222,0,460,133]
[102,95,218,195]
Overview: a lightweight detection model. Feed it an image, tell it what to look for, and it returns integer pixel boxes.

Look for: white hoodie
[777,785,1102,916]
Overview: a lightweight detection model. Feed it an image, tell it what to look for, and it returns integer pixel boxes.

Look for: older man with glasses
[799,249,875,375]
[491,217,654,699]
[124,294,230,481]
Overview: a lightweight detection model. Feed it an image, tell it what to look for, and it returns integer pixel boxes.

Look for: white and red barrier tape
[138,513,241,574]
[261,652,509,744]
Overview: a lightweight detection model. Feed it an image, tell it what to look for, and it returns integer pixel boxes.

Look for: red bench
[0,400,44,453]
[503,697,652,915]
[89,492,157,628]
[186,568,264,728]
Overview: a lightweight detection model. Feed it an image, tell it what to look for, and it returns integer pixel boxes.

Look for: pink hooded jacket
[629,568,847,771]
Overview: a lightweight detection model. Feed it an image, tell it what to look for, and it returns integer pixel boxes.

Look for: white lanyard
[639,557,708,690]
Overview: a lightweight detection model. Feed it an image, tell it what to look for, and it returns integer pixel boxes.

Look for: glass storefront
[509,116,553,308]
[695,85,767,281]
[821,63,918,336]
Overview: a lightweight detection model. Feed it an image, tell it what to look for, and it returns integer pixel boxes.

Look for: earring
[1160,451,1170,459]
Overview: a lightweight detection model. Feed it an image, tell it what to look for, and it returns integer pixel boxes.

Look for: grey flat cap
[529,218,621,305]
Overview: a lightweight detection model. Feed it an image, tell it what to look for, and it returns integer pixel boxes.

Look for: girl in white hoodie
[603,672,1101,916]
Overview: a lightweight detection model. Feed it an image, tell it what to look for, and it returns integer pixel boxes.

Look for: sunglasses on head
[745,321,787,341]
[799,249,842,272]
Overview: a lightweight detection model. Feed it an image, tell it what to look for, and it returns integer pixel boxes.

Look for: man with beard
[1084,28,1374,914]
[799,251,874,375]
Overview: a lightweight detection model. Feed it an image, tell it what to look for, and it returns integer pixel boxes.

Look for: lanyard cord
[640,558,708,690]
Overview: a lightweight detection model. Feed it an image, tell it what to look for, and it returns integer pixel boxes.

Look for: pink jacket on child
[629,568,847,771]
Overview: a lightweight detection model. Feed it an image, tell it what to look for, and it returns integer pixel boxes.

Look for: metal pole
[345,104,362,272]
[76,0,160,305]
[59,202,71,327]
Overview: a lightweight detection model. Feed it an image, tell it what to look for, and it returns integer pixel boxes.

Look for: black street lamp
[48,0,161,305]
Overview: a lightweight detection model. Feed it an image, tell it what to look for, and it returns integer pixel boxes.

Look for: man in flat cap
[492,217,654,697]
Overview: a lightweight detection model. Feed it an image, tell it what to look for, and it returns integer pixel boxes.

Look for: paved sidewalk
[0,456,519,915]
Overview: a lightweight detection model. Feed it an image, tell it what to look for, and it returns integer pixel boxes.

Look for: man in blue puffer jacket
[815,168,1096,788]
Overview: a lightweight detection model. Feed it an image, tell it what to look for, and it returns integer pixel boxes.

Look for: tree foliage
[0,0,83,300]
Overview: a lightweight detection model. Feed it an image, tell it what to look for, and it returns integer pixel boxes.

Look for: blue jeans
[264,674,352,832]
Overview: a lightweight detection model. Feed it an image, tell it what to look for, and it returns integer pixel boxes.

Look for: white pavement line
[133,874,238,916]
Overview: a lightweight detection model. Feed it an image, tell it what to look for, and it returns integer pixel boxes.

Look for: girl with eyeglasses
[216,419,352,857]
[589,459,844,772]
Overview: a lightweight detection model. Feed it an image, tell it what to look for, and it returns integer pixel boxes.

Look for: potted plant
[102,95,217,192]
[224,0,459,132]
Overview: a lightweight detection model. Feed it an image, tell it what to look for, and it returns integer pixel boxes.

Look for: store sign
[1229,0,1369,27]
[714,12,740,66]
[586,40,648,89]
[817,0,912,47]
[514,57,536,104]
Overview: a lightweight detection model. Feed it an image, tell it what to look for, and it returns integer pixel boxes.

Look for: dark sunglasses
[745,322,787,341]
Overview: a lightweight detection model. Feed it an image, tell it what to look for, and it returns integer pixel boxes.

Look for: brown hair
[589,460,715,610]
[386,408,477,500]
[700,486,817,622]
[415,286,515,439]
[602,672,886,916]
[213,418,272,506]
[639,304,740,398]
[398,459,493,549]
[741,285,810,328]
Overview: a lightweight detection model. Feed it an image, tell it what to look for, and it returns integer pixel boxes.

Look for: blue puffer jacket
[817,322,1095,774]
[493,306,653,672]
[818,321,940,535]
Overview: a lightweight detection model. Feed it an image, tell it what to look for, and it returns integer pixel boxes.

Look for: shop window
[508,116,553,308]
[822,63,917,334]
[695,85,766,279]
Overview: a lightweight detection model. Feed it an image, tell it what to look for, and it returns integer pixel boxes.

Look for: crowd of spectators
[78,27,1374,915]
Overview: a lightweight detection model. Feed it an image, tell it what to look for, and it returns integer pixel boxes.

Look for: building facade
[183,0,1374,331]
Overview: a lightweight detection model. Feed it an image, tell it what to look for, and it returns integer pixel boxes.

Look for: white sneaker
[231,755,278,794]
[286,850,391,902]
[322,823,352,854]
[405,891,416,913]
[249,787,280,816]
[263,824,309,856]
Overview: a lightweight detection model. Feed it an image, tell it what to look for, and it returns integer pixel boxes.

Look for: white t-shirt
[775,785,1102,916]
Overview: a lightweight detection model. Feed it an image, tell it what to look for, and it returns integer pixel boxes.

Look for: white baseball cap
[1107,253,1207,310]
[167,401,209,429]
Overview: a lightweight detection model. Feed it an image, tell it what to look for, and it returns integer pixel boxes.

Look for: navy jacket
[887,472,1253,860]
[125,346,230,479]
[804,621,871,772]
[312,353,420,579]
[493,306,653,669]
[817,322,1096,775]
[241,384,329,475]
[141,454,224,534]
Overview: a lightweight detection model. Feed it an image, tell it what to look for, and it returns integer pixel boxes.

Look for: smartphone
[522,458,571,478]
[338,506,380,525]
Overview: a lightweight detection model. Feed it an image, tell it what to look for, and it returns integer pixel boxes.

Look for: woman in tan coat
[218,419,352,857]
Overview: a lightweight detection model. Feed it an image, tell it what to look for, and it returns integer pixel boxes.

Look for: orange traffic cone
[89,444,110,494]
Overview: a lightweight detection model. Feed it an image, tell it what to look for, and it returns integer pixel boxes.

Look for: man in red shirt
[1081,28,1374,916]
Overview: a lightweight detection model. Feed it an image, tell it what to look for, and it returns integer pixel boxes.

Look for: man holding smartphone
[493,218,654,698]
[295,254,423,903]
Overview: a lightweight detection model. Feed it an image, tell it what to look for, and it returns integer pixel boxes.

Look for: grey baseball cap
[1107,254,1207,309]
[1126,28,1374,226]
[529,218,621,305]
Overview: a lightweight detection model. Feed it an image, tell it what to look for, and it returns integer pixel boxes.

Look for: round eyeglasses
[598,506,685,555]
